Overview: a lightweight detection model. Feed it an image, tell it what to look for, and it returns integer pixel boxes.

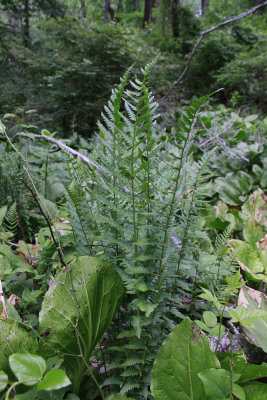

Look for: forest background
[0,0,266,138]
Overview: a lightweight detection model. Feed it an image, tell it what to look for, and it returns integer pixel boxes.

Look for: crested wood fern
[64,64,219,398]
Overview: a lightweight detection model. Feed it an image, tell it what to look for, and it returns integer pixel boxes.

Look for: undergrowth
[62,64,234,398]
[0,65,238,399]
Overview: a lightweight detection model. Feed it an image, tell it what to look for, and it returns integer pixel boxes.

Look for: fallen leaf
[8,294,22,306]
[259,235,267,250]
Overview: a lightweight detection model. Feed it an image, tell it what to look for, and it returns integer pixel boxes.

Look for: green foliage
[198,368,232,400]
[0,371,8,392]
[151,318,220,400]
[151,319,267,400]
[237,286,267,353]
[217,42,267,112]
[228,189,267,282]
[59,65,225,397]
[0,255,124,397]
[1,352,70,399]
[39,256,124,393]
[0,18,134,137]
[0,319,38,374]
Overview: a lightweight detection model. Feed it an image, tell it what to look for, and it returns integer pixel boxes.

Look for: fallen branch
[19,133,133,191]
[19,133,105,176]
[162,1,267,100]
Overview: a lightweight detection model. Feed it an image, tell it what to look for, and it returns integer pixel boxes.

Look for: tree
[136,0,140,11]
[104,0,109,23]
[143,0,153,28]
[172,0,180,37]
[201,0,208,15]
[21,0,30,47]
[80,0,86,18]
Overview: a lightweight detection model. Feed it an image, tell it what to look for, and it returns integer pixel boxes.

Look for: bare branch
[162,1,267,100]
[19,133,105,176]
[21,178,66,268]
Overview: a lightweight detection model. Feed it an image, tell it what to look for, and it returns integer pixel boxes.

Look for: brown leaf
[259,234,267,250]
[238,285,266,309]
[8,294,22,306]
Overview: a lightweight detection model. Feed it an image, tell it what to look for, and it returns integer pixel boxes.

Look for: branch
[162,1,267,100]
[21,178,66,268]
[19,133,133,192]
[19,133,105,176]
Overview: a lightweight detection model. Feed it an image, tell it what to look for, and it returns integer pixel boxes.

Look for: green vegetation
[0,1,267,399]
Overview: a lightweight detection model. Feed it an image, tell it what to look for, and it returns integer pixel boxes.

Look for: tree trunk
[172,0,180,38]
[117,0,123,12]
[22,0,30,47]
[104,0,109,24]
[136,0,140,12]
[108,4,115,19]
[201,0,208,15]
[143,0,153,28]
[81,0,86,18]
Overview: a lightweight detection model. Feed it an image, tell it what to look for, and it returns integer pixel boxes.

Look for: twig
[21,178,66,268]
[162,1,267,100]
[0,279,8,318]
[49,146,61,153]
[199,111,241,147]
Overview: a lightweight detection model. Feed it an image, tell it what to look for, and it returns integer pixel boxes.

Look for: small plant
[151,318,267,400]
[0,353,70,399]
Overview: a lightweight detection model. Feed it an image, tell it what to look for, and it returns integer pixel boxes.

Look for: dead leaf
[238,285,267,309]
[259,234,267,250]
[8,294,22,306]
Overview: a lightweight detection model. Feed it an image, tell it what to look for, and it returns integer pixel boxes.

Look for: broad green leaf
[243,221,264,249]
[215,172,252,206]
[219,351,267,384]
[198,368,231,399]
[13,390,36,399]
[151,318,220,400]
[241,189,267,228]
[0,371,8,392]
[208,325,225,337]
[229,240,267,282]
[0,320,38,373]
[194,320,209,332]
[39,256,124,392]
[199,288,222,309]
[0,245,31,274]
[203,311,217,328]
[37,369,71,391]
[9,353,46,385]
[232,384,245,400]
[242,382,267,399]
[237,286,267,353]
[108,395,134,399]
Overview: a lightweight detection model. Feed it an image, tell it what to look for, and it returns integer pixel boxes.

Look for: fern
[63,65,219,398]
[2,204,18,236]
